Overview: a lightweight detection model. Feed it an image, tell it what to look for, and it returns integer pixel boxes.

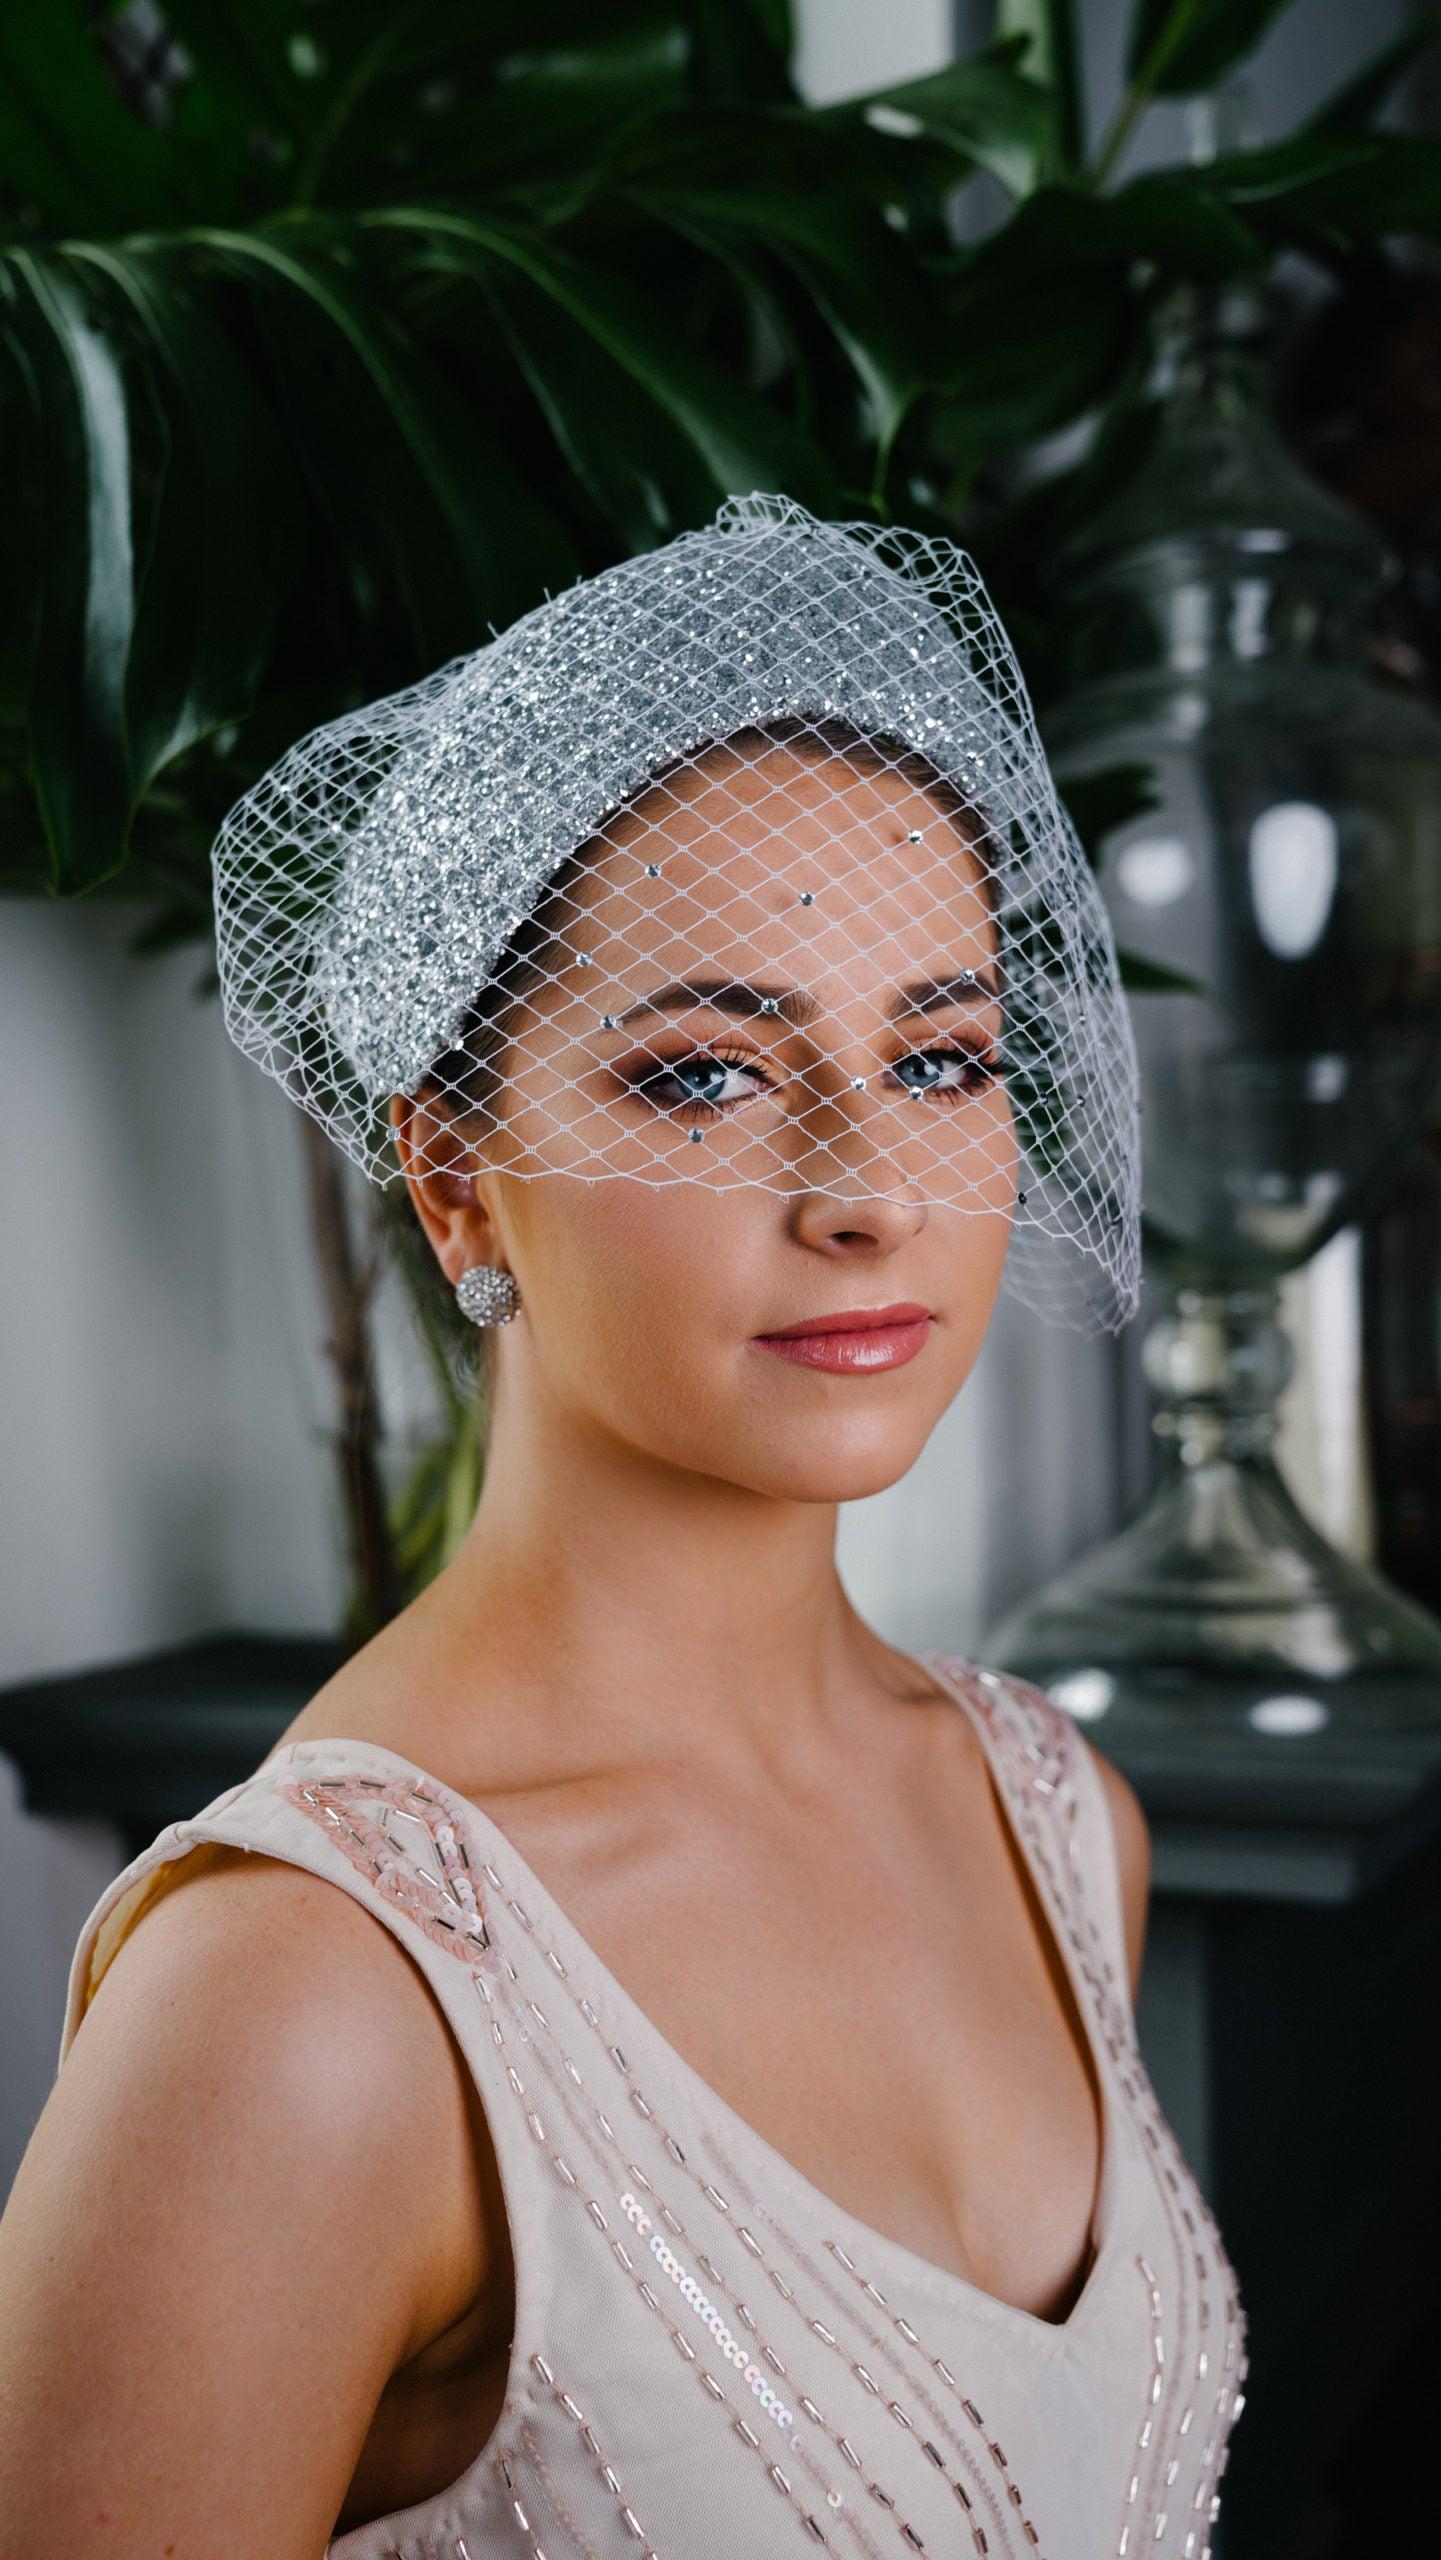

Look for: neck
[370,1352,926,1787]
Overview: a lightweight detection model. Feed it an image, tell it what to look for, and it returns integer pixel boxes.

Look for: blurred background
[5,5,1441,2552]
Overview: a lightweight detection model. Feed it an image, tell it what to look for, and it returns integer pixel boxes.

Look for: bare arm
[0,1849,493,2560]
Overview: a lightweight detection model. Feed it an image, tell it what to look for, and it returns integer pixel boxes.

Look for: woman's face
[401,742,1017,1503]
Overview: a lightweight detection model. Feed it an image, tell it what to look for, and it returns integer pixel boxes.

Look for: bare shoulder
[1078,1735,1153,2000]
[0,1844,494,2559]
[80,1842,496,2318]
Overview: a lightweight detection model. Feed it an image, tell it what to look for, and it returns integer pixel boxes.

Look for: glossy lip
[751,1301,935,1375]
[755,1299,931,1340]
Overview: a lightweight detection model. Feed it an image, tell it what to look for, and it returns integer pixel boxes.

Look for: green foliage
[1061,763,1163,871]
[818,38,1057,197]
[0,3,995,896]
[370,1184,494,1610]
[3,1,1440,903]
[993,0,1085,173]
[1124,0,1299,99]
[1307,18,1441,132]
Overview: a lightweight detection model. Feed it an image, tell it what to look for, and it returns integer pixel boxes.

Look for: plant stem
[290,3,426,209]
[1090,0,1211,190]
[299,1113,399,1638]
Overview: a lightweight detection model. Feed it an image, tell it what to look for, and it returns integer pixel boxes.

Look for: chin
[784,1457,920,1504]
[720,1426,934,1506]
[613,1355,959,1498]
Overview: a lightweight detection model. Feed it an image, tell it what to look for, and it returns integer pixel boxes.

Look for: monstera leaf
[5,1,1441,901]
[0,1,1049,897]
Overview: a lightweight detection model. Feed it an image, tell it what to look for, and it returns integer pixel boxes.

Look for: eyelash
[618,1038,1001,1121]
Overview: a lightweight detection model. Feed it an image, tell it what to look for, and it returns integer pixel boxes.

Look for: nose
[788,1181,929,1254]
[781,1060,930,1248]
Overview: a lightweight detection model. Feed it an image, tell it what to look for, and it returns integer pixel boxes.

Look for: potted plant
[5,0,1439,1638]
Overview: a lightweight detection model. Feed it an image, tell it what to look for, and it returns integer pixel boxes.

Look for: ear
[389,1090,500,1285]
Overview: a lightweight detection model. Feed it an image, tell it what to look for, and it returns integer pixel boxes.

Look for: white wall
[794,0,953,101]
[0,897,343,1684]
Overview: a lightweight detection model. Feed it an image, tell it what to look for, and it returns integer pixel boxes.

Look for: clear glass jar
[988,281,1441,1740]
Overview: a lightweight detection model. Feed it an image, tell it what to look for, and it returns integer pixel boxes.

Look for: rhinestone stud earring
[455,1263,520,1326]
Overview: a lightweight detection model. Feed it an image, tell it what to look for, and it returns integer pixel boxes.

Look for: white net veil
[212,490,1142,1332]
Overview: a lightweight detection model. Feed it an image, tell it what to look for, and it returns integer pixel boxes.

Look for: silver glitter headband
[211,490,1142,1331]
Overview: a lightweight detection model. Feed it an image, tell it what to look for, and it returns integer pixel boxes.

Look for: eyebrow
[611,965,1004,1032]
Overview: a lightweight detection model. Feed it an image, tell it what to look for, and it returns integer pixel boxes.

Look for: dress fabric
[58,1654,1249,2560]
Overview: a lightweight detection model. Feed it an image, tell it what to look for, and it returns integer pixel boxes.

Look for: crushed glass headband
[211,490,1142,1332]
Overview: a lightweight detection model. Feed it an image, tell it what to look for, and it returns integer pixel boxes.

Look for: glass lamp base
[986,1448,1441,1742]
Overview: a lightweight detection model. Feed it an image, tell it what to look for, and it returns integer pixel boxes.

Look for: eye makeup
[612,1034,1003,1122]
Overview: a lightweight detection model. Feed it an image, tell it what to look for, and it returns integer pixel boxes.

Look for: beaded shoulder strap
[270,1756,505,1973]
[63,1740,524,2058]
[933,1656,1134,2018]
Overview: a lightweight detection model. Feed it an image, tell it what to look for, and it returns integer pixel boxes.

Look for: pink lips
[753,1300,933,1373]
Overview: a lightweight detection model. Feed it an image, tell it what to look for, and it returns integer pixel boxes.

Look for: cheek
[914,1208,1009,1372]
[505,1180,1012,1434]
[516,1184,744,1383]
[963,1208,1014,1329]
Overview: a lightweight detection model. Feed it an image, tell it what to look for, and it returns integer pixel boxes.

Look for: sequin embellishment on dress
[279,1770,499,1971]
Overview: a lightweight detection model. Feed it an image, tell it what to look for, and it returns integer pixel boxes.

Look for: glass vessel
[988,281,1441,1741]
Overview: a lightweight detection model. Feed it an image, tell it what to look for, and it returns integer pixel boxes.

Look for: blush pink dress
[59,1653,1248,2560]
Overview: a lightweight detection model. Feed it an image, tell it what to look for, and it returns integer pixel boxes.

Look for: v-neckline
[273,1648,1120,2349]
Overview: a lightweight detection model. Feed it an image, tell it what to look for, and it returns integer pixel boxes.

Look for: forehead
[554,742,995,975]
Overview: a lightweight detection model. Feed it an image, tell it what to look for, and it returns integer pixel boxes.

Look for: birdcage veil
[211,490,1142,1332]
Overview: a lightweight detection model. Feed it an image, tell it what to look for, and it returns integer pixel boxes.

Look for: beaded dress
[59,1654,1248,2560]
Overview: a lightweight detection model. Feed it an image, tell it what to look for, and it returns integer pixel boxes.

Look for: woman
[0,495,1245,2558]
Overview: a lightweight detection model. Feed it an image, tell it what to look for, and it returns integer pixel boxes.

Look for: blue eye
[619,1040,1001,1120]
[892,1046,999,1100]
[624,1045,776,1118]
